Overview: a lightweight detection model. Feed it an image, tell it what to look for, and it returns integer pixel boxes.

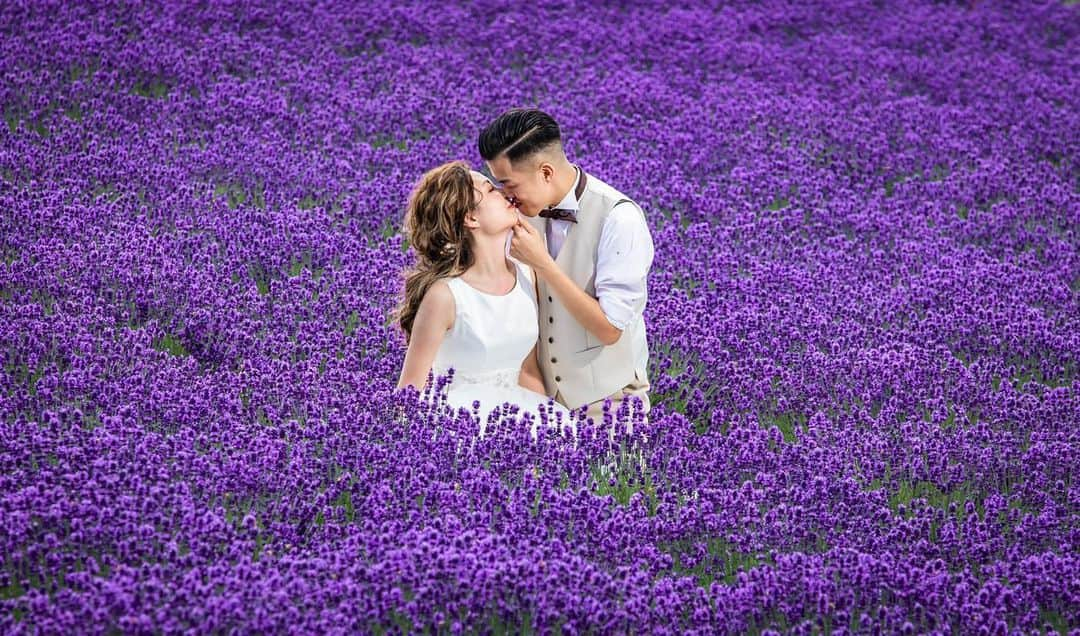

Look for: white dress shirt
[545,169,654,378]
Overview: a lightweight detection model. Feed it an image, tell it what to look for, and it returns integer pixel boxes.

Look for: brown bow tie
[538,207,578,223]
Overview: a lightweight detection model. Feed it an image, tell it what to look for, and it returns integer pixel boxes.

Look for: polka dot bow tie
[538,207,578,223]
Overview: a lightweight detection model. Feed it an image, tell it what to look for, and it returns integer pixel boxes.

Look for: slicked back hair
[478,108,562,164]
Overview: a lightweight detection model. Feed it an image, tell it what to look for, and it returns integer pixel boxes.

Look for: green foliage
[343,310,361,338]
[766,195,789,211]
[131,77,171,99]
[590,442,658,515]
[153,332,189,357]
[648,343,720,430]
[660,537,772,588]
[213,180,264,210]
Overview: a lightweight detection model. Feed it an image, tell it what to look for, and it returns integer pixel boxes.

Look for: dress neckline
[455,261,519,298]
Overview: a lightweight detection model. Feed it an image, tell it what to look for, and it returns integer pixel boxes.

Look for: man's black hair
[478,108,562,163]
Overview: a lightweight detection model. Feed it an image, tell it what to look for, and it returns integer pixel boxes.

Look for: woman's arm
[396,280,455,391]
[518,342,548,396]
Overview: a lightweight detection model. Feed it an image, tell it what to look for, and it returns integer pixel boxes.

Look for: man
[479,108,654,427]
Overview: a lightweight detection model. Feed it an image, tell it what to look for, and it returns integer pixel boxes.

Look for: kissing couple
[395,108,653,437]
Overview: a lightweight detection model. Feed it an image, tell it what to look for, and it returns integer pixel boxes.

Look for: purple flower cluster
[1,0,1077,633]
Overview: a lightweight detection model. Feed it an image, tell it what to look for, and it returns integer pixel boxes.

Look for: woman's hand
[518,342,549,396]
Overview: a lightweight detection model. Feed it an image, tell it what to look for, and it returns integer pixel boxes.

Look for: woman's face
[466,171,520,236]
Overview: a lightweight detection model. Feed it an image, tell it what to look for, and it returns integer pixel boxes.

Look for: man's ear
[539,162,554,182]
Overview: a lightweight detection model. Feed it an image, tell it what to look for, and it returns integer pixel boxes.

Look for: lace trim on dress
[432,367,520,389]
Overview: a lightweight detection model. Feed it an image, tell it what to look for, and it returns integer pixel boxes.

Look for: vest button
[548,317,553,323]
[548,337,553,343]
[547,296,552,302]
[550,357,557,364]
[555,376,561,382]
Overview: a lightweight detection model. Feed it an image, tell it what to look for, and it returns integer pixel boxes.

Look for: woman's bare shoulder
[417,278,456,328]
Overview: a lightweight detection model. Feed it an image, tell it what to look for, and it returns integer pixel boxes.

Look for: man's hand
[514,217,624,346]
[509,219,553,271]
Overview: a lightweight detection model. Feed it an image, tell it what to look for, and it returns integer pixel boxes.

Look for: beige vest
[527,170,650,408]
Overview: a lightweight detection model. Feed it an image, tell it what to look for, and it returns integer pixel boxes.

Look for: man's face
[485,154,552,217]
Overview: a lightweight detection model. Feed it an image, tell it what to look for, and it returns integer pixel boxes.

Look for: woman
[394,160,572,434]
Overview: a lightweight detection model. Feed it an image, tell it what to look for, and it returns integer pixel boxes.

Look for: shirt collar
[552,166,581,211]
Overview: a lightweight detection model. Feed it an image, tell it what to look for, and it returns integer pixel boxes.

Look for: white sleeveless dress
[430,259,572,430]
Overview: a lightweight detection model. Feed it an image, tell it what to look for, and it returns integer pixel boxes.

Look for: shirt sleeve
[595,202,654,330]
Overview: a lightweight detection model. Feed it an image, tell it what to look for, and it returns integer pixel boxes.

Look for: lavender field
[2,1,1078,633]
